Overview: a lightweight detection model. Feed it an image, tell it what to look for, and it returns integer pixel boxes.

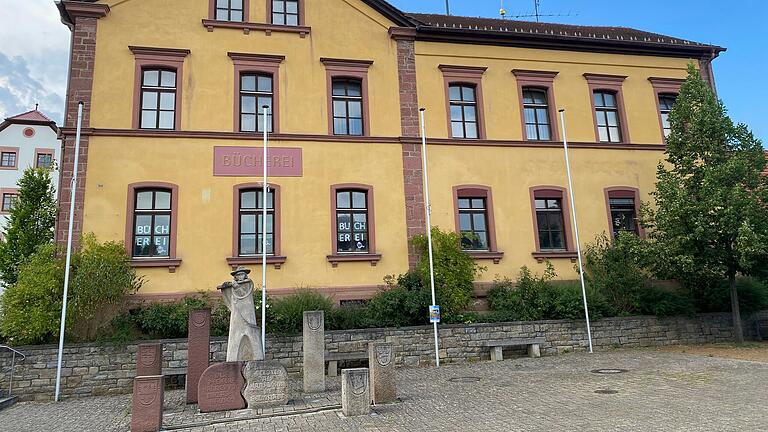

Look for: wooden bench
[757,319,768,341]
[325,351,367,377]
[485,337,545,361]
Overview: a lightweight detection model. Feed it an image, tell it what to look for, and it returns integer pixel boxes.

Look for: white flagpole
[55,101,83,401]
[558,109,593,353]
[419,108,440,367]
[261,105,269,358]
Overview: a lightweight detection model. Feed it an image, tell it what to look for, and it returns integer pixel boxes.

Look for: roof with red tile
[0,109,58,133]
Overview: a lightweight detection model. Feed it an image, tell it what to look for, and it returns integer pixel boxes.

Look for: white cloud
[0,0,70,121]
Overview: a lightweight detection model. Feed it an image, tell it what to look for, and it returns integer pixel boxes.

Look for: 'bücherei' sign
[214,146,303,177]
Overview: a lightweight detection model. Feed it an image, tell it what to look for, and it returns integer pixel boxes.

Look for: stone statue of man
[217,266,265,362]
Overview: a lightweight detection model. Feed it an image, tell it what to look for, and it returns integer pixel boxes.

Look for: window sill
[130,258,182,273]
[226,256,287,270]
[531,251,578,263]
[466,251,504,264]
[202,19,310,37]
[326,254,382,268]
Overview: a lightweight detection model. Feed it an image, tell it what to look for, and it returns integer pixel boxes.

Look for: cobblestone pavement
[2,350,767,431]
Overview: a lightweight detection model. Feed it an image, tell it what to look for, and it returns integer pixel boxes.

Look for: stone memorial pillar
[186,308,211,404]
[243,360,289,408]
[131,375,163,432]
[136,343,162,377]
[341,368,371,417]
[303,310,325,393]
[368,342,396,404]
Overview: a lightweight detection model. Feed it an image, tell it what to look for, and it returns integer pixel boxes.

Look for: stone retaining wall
[0,312,757,402]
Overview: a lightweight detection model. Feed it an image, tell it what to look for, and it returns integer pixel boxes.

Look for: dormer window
[271,0,299,26]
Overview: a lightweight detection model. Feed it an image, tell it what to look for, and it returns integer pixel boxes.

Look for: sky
[0,0,764,144]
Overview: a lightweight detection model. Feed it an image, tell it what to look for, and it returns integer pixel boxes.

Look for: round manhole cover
[449,377,481,383]
[591,368,629,375]
[594,389,619,395]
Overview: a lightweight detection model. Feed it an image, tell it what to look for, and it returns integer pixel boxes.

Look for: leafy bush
[412,227,484,317]
[636,286,696,317]
[0,235,144,345]
[130,297,208,339]
[0,244,64,345]
[270,289,333,334]
[583,232,647,315]
[366,271,431,327]
[695,277,768,315]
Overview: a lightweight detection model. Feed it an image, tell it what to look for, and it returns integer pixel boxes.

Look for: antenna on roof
[500,0,506,19]
[445,0,450,15]
[35,103,39,111]
[508,0,578,22]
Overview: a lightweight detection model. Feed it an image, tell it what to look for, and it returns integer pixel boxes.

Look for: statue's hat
[230,266,251,276]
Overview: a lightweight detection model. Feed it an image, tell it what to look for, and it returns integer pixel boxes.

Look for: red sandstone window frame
[648,77,684,141]
[125,182,181,272]
[439,65,487,140]
[453,185,504,264]
[584,73,630,144]
[227,182,286,269]
[267,0,305,26]
[229,52,284,134]
[0,188,19,215]
[34,149,55,169]
[208,0,249,22]
[512,69,560,142]
[321,58,373,137]
[327,183,381,267]
[0,147,19,170]
[130,46,190,131]
[529,186,577,262]
[604,187,644,239]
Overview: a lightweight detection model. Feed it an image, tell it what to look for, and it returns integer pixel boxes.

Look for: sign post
[55,101,84,401]
[419,108,440,367]
[558,109,593,353]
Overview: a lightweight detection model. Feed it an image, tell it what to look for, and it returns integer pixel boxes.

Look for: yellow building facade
[56,0,723,302]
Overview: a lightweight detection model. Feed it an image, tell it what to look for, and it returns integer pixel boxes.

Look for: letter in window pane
[141,110,156,129]
[241,235,256,255]
[160,71,176,88]
[459,213,471,230]
[461,86,475,101]
[333,118,347,135]
[465,122,478,139]
[272,13,284,24]
[463,106,476,122]
[451,122,464,138]
[154,236,170,256]
[337,233,352,252]
[134,236,151,257]
[159,93,175,110]
[286,15,298,26]
[158,111,174,129]
[242,75,256,92]
[155,191,171,209]
[352,192,366,208]
[135,215,152,235]
[155,215,171,235]
[353,213,367,231]
[142,92,158,109]
[337,192,350,209]
[286,1,298,13]
[448,86,461,101]
[143,70,159,87]
[136,192,153,209]
[349,119,363,135]
[337,213,351,231]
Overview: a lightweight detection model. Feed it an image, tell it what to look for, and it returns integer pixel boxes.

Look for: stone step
[0,396,18,412]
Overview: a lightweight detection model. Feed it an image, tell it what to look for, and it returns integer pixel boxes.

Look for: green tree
[643,64,768,342]
[0,167,57,285]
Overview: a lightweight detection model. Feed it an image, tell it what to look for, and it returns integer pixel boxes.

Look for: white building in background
[0,108,60,236]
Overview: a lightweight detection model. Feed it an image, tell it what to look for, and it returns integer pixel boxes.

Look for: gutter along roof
[57,0,725,58]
